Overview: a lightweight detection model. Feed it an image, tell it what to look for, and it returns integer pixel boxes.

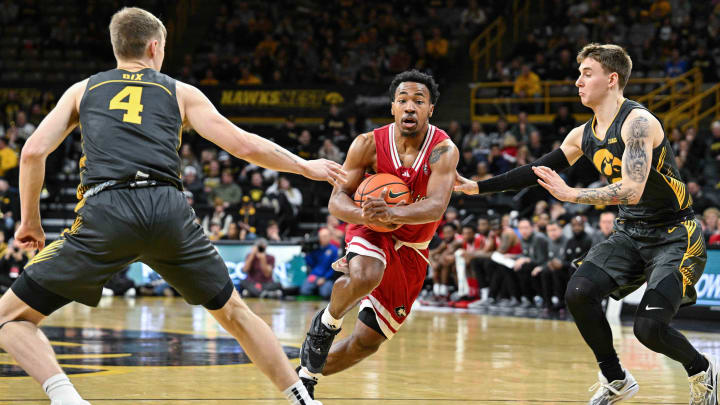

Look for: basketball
[354,173,411,232]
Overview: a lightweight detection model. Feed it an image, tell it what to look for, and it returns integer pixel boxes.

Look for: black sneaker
[295,366,317,399]
[300,309,341,374]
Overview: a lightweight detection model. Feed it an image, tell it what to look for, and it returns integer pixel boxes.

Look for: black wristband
[477,149,570,193]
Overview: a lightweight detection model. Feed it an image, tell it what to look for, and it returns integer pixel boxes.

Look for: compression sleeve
[477,148,571,193]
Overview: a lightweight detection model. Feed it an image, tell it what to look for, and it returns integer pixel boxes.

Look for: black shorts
[15,186,231,314]
[582,217,706,307]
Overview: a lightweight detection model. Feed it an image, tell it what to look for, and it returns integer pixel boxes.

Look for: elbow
[431,202,447,222]
[20,145,45,162]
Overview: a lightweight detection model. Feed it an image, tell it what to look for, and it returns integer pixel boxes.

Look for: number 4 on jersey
[109,86,144,124]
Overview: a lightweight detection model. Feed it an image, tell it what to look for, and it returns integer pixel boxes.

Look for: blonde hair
[109,7,166,60]
[577,43,633,90]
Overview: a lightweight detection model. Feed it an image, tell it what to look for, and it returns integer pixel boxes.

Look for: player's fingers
[379,188,388,199]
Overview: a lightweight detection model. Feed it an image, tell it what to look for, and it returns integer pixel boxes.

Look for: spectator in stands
[513,219,549,308]
[295,130,318,160]
[532,220,569,316]
[266,176,302,235]
[246,171,266,203]
[182,166,204,202]
[691,46,717,82]
[300,228,339,299]
[688,181,718,215]
[202,198,234,236]
[210,169,243,208]
[277,115,300,146]
[563,216,593,268]
[318,139,343,164]
[461,0,487,36]
[0,136,18,177]
[199,68,219,85]
[549,49,578,81]
[322,105,349,143]
[14,111,35,140]
[527,130,545,160]
[703,207,719,244]
[552,104,577,142]
[426,27,449,74]
[429,223,463,299]
[0,238,33,293]
[234,196,257,241]
[708,121,720,163]
[265,220,281,242]
[510,111,538,144]
[463,121,490,157]
[513,65,541,113]
[203,159,221,195]
[239,238,282,298]
[221,222,241,240]
[180,144,200,173]
[237,66,262,85]
[665,49,688,77]
[592,211,616,244]
[458,148,479,178]
[446,120,463,147]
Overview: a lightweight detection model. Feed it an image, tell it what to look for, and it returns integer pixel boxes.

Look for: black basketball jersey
[77,68,182,197]
[580,99,692,221]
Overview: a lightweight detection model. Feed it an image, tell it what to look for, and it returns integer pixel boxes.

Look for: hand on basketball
[532,166,574,202]
[362,188,403,228]
[303,159,348,188]
[15,222,45,251]
[453,172,479,195]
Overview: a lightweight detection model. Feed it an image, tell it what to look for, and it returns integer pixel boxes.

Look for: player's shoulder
[623,107,660,128]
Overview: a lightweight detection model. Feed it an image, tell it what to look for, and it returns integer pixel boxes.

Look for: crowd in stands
[178,0,498,87]
[1,0,720,306]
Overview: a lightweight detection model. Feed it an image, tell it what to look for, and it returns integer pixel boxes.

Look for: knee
[352,268,383,294]
[633,317,664,348]
[564,278,593,309]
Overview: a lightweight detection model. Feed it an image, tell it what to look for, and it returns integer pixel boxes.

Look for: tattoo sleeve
[623,116,649,183]
[575,181,637,205]
[429,145,450,164]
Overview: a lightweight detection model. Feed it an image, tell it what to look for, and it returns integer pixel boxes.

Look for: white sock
[299,366,322,381]
[283,380,314,405]
[455,250,469,297]
[433,283,440,296]
[440,284,448,296]
[42,373,84,404]
[480,287,490,301]
[321,306,342,330]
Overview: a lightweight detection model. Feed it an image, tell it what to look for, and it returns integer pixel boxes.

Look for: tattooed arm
[363,139,459,225]
[533,110,661,205]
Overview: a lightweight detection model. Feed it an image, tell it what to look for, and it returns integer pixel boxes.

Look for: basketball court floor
[1,297,718,404]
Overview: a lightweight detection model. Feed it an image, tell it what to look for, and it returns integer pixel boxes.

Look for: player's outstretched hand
[303,159,348,188]
[532,166,574,202]
[15,222,46,251]
[453,172,479,195]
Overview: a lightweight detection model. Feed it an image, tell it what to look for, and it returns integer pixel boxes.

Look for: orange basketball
[353,173,411,232]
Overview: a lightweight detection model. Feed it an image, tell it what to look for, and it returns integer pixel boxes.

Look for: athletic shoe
[587,370,639,404]
[688,353,719,405]
[50,401,91,405]
[468,297,494,309]
[296,366,317,400]
[300,309,341,374]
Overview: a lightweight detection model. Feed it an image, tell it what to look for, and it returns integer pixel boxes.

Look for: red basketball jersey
[371,122,450,244]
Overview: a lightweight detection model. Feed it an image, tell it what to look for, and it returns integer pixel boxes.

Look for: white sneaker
[50,400,91,405]
[588,370,639,404]
[688,353,719,405]
[310,401,323,405]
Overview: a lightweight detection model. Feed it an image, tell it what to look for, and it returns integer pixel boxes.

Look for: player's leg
[0,274,87,405]
[327,254,385,319]
[321,308,386,375]
[205,287,318,403]
[634,221,715,403]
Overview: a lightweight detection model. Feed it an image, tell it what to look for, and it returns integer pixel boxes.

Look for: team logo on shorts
[395,305,407,318]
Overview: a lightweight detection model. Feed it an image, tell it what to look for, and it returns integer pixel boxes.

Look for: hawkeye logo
[0,327,299,377]
[592,149,622,182]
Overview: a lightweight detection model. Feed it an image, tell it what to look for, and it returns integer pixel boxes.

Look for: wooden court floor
[1,297,718,404]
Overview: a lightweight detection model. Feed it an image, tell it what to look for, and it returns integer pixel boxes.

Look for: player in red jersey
[297,70,459,398]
